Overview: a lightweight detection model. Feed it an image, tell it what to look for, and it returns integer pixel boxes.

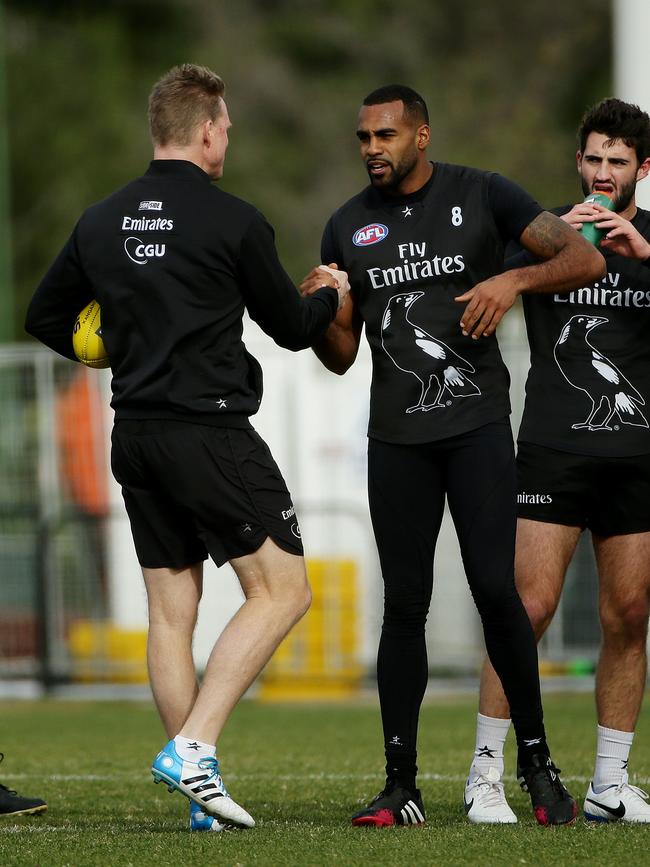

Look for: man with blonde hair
[26,63,349,832]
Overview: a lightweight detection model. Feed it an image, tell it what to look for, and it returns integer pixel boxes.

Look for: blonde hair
[148,64,225,147]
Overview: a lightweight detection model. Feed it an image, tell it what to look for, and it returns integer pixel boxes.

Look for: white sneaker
[464,767,517,824]
[152,739,255,828]
[584,780,650,823]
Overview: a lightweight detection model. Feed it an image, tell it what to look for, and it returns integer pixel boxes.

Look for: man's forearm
[311,322,358,375]
[515,211,606,295]
[456,212,606,339]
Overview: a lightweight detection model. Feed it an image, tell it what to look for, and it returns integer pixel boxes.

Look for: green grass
[1,692,650,866]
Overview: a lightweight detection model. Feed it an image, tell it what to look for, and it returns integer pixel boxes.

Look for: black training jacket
[25,160,338,424]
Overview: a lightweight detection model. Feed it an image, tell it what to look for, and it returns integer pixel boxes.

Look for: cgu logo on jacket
[353,223,389,247]
[124,236,166,265]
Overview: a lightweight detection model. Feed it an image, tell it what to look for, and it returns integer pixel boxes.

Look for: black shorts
[111,420,303,568]
[516,441,650,536]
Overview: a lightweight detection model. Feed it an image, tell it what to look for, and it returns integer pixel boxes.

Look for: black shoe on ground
[351,779,426,827]
[0,753,47,817]
[517,753,577,826]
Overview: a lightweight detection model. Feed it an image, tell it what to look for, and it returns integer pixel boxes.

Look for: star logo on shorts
[242,523,252,533]
[216,399,227,408]
[402,206,413,217]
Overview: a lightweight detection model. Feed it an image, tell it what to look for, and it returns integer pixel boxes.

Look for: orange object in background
[57,368,108,516]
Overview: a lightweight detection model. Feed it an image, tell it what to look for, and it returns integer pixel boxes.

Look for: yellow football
[73,300,110,369]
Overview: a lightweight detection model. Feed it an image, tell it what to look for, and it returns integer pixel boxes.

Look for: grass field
[1,692,650,866]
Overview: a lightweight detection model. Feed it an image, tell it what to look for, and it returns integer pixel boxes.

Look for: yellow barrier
[68,620,148,683]
[68,556,362,694]
[258,557,362,701]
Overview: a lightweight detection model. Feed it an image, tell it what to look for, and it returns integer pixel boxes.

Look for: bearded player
[301,84,604,827]
[465,98,650,824]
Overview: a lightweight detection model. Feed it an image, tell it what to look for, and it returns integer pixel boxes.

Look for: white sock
[469,713,511,779]
[592,724,633,792]
[173,735,216,763]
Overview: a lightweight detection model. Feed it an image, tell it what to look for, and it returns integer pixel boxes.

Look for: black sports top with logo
[515,205,650,458]
[25,160,338,424]
[322,162,542,444]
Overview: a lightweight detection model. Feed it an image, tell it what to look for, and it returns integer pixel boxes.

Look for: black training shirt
[26,160,338,424]
[513,205,650,457]
[322,162,542,443]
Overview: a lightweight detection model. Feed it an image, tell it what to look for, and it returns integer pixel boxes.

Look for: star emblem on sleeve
[402,206,413,217]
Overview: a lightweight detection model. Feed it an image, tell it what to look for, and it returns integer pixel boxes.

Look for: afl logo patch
[353,223,389,247]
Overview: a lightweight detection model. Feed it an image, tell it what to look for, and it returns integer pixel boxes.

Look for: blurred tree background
[5,0,611,340]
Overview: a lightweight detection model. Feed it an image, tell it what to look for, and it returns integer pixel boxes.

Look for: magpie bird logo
[381,292,481,413]
[554,315,648,432]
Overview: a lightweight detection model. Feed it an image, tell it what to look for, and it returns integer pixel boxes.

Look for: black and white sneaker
[517,754,577,826]
[351,780,426,827]
[584,780,650,823]
[0,753,47,817]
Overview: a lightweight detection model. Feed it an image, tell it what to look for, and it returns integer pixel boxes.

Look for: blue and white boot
[152,739,255,828]
[189,800,232,832]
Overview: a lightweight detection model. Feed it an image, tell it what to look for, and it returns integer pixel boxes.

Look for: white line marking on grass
[3,772,640,785]
[0,826,72,834]
[3,774,119,781]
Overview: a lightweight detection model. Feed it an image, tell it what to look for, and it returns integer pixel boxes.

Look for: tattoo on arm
[514,210,605,295]
[522,211,573,259]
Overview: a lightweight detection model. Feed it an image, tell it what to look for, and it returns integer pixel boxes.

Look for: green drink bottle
[580,191,615,246]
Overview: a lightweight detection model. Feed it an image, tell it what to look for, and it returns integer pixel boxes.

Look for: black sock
[517,738,550,770]
[385,752,417,792]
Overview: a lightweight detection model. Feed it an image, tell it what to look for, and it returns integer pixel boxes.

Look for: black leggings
[368,420,543,773]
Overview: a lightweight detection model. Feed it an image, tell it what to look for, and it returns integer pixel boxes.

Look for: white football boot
[189,800,233,832]
[464,767,518,824]
[584,780,650,823]
[152,739,255,828]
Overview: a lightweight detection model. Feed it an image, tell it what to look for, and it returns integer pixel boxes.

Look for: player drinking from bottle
[465,97,650,824]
